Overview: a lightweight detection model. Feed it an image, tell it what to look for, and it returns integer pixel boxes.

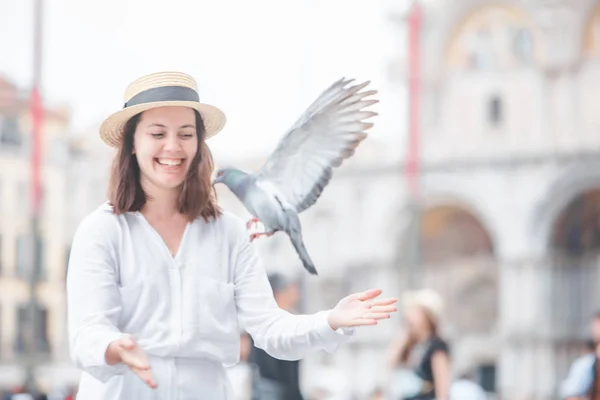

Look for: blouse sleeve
[66,212,128,382]
[229,217,355,360]
[429,338,449,355]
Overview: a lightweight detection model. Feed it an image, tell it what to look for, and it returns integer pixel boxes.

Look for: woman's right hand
[106,335,157,388]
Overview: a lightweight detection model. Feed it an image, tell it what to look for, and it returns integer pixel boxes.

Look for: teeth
[157,158,182,166]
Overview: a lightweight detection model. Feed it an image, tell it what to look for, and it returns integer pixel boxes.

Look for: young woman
[66,71,397,399]
[387,289,450,400]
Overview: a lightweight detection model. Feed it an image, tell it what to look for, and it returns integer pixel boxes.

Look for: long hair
[398,306,439,364]
[107,109,221,222]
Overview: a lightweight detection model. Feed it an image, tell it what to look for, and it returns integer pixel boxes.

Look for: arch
[535,175,600,343]
[416,199,498,337]
[444,4,539,70]
[419,200,495,265]
[531,161,600,255]
[551,189,600,255]
[582,3,600,58]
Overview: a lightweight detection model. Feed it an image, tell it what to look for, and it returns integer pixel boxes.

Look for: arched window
[446,6,536,70]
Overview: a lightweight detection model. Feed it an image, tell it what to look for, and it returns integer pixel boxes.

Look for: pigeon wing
[253,77,378,213]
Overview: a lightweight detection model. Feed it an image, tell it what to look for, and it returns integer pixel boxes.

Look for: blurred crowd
[225,274,488,400]
[226,274,600,400]
[0,385,77,400]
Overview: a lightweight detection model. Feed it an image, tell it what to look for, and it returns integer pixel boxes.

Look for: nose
[163,133,182,152]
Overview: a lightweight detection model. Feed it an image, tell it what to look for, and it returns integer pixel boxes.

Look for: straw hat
[99,71,226,147]
[402,288,444,321]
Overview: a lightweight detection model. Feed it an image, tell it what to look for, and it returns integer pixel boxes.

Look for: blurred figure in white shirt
[449,371,487,400]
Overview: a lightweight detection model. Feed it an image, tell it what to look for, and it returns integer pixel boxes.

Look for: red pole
[25,0,43,392]
[31,0,43,215]
[405,1,422,289]
[31,87,43,215]
[406,1,421,199]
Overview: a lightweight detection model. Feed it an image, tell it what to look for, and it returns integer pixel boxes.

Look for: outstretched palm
[114,336,157,389]
[328,288,398,330]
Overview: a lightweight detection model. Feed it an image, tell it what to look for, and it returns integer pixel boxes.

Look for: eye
[180,132,195,139]
[150,132,165,138]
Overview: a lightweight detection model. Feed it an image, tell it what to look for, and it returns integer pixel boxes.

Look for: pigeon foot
[250,232,273,242]
[246,217,261,230]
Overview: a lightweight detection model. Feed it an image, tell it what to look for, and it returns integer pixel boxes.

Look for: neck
[140,178,182,220]
[227,170,249,197]
[414,329,433,342]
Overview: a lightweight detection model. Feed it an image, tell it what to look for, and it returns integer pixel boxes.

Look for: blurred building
[383,0,600,399]
[0,76,76,390]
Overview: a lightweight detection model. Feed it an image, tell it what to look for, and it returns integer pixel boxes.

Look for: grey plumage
[213,77,378,275]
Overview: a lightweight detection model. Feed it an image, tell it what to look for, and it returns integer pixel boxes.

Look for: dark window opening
[488,95,503,127]
[0,117,22,146]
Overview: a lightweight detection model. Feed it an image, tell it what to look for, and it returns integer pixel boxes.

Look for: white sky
[0,0,408,159]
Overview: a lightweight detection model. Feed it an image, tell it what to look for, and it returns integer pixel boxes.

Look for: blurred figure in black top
[386,289,451,400]
[249,273,303,400]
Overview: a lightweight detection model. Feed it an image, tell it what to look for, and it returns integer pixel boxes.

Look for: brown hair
[107,109,221,222]
[398,306,439,364]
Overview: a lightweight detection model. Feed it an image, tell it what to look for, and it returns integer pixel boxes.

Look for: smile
[155,158,183,166]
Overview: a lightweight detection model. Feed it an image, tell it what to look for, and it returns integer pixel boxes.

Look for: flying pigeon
[212,77,378,275]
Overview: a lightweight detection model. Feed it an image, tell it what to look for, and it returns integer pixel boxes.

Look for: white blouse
[66,203,354,400]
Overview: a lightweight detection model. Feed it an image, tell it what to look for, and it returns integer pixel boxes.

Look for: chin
[157,178,186,190]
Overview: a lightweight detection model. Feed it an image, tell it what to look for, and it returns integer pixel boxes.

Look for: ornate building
[381,0,600,398]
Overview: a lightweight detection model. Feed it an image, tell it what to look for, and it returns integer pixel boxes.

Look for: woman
[386,289,450,400]
[66,71,397,400]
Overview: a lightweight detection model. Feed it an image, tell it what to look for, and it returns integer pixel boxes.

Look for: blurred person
[561,312,600,399]
[10,395,34,400]
[560,340,596,400]
[249,272,304,400]
[449,370,486,400]
[65,71,398,400]
[386,289,450,400]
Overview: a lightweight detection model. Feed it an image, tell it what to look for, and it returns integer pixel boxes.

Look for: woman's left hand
[327,288,398,330]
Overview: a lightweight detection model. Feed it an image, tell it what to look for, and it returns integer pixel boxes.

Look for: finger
[132,366,158,389]
[349,288,382,302]
[367,297,398,307]
[368,305,398,314]
[364,312,392,320]
[348,318,378,326]
[123,354,150,370]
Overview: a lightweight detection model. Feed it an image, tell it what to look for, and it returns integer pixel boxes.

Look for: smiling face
[133,106,198,192]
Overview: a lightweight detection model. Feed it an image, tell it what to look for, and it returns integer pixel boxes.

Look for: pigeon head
[212,167,247,189]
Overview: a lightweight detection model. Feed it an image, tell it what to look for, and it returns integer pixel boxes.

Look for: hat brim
[99,100,226,148]
[401,290,444,321]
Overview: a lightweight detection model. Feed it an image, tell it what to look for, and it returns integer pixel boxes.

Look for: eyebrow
[147,123,196,129]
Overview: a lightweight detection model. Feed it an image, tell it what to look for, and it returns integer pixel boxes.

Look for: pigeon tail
[283,209,318,275]
[289,232,318,275]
